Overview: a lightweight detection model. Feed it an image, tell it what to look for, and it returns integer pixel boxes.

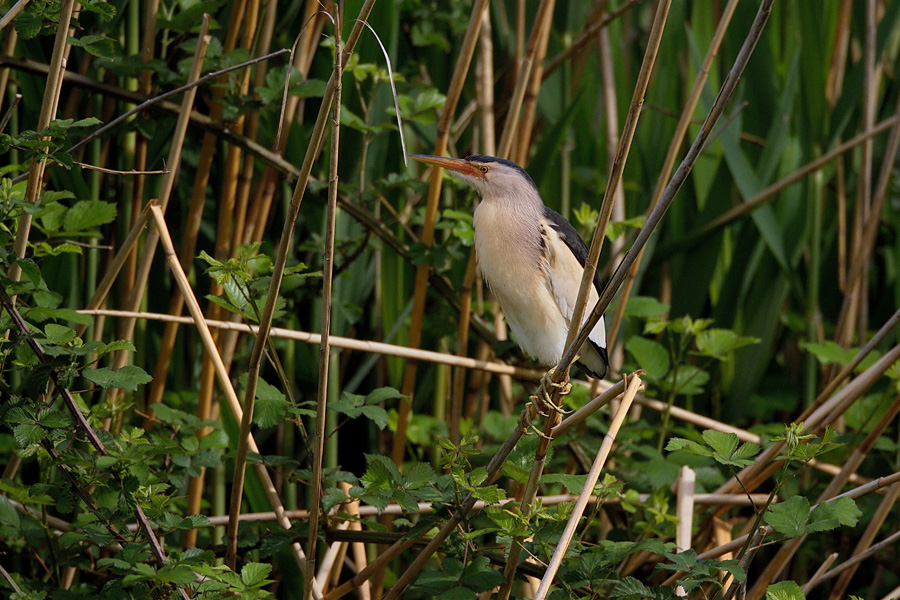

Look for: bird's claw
[531,369,572,417]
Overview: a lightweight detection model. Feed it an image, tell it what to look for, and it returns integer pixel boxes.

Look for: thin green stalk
[304,8,342,598]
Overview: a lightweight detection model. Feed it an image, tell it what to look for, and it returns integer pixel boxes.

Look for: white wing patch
[541,222,608,351]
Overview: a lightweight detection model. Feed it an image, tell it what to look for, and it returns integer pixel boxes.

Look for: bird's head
[409,154,539,202]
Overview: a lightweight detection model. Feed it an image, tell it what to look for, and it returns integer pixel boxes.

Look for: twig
[533,374,643,599]
[801,552,839,595]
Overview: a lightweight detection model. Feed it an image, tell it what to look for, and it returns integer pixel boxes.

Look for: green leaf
[626,336,670,379]
[695,328,759,360]
[241,562,273,587]
[624,296,670,319]
[83,365,152,391]
[361,454,402,490]
[42,323,76,345]
[68,35,118,58]
[807,497,861,533]
[700,430,759,467]
[405,462,436,490]
[766,580,806,600]
[765,496,810,538]
[14,423,45,447]
[247,376,289,429]
[800,340,857,366]
[63,200,117,231]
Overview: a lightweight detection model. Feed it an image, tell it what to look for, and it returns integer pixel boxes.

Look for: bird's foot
[530,368,572,417]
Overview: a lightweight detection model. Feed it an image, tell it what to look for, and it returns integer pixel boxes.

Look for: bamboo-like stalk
[559,0,671,388]
[6,0,75,287]
[147,203,323,597]
[341,482,371,600]
[79,308,542,378]
[513,0,556,167]
[303,11,342,599]
[825,479,900,598]
[533,375,643,600]
[102,14,210,383]
[745,395,900,600]
[562,0,775,369]
[606,0,739,344]
[393,0,491,467]
[802,552,839,595]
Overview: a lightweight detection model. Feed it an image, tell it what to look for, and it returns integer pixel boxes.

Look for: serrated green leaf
[14,423,44,447]
[665,437,715,458]
[248,376,289,428]
[800,340,858,366]
[765,496,810,538]
[42,323,76,345]
[766,580,806,600]
[241,562,272,587]
[807,497,861,533]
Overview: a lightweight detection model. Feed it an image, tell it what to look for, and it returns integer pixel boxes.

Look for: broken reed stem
[533,374,643,600]
[147,203,322,597]
[7,0,74,287]
[746,395,900,600]
[304,11,343,600]
[659,470,900,587]
[801,552,839,595]
[394,0,491,468]
[559,0,671,382]
[563,0,775,369]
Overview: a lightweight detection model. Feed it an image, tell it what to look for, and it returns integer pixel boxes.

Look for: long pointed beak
[408,154,482,179]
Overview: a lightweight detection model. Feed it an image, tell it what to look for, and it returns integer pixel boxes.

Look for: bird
[410,153,608,380]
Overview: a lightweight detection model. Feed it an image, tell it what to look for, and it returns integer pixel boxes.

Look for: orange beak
[408,154,483,179]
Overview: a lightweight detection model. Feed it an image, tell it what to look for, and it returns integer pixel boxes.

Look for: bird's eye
[480,166,489,173]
